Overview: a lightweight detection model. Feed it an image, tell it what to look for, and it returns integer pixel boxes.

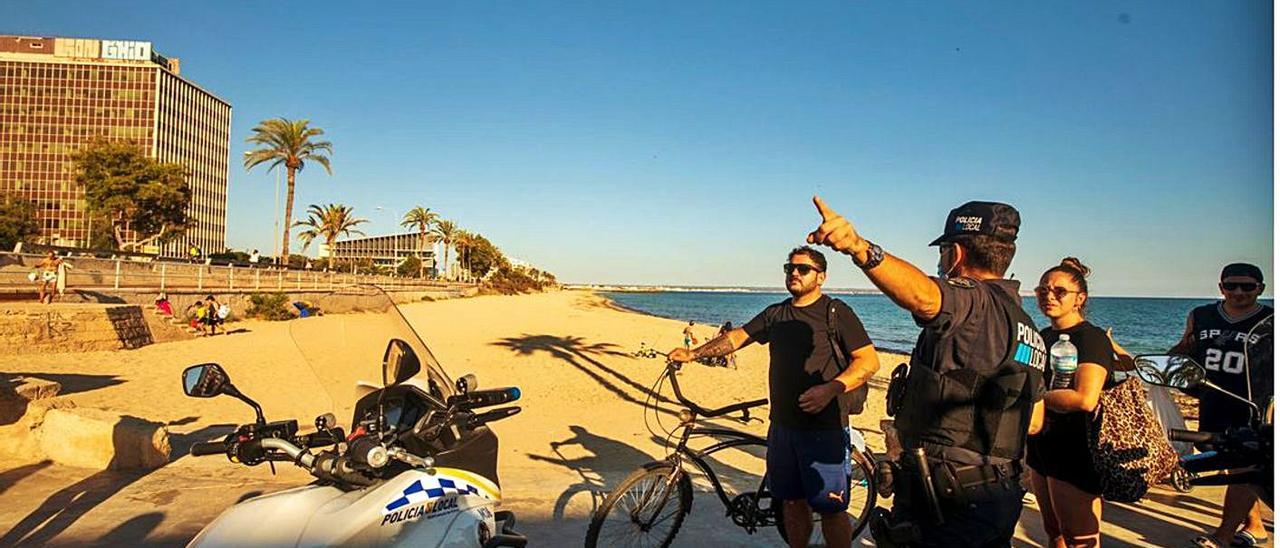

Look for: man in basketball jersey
[1172,262,1272,548]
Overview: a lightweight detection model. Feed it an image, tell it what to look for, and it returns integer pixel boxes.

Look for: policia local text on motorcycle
[807,197,1047,547]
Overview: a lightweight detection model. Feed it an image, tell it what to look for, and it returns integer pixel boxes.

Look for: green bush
[245,293,294,321]
[482,266,556,295]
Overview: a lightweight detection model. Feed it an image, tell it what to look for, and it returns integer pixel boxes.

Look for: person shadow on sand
[528,425,655,522]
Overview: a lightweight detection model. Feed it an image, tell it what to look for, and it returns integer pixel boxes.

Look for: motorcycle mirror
[382,339,421,386]
[1133,354,1205,390]
[183,363,230,398]
[457,373,477,394]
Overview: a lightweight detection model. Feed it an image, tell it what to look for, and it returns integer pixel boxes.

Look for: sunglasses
[1222,282,1260,292]
[1034,286,1079,300]
[783,263,823,275]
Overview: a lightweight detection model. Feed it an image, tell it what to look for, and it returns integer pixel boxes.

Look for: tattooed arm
[669,328,752,362]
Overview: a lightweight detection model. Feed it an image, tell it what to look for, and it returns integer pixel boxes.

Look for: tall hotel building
[0,35,230,256]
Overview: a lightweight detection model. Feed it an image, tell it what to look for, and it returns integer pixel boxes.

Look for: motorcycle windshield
[287,285,454,427]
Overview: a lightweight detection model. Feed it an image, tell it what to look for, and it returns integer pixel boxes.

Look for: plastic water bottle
[1050,334,1078,389]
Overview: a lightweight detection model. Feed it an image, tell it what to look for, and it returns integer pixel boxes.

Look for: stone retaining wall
[0,304,154,355]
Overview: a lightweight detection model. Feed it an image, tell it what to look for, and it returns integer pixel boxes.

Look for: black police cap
[928,201,1021,246]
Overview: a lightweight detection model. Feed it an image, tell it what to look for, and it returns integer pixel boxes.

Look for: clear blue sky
[9,2,1273,297]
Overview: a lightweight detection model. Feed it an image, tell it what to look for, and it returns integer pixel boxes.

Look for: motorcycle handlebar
[466,406,521,429]
[260,437,314,468]
[190,440,230,456]
[448,387,522,411]
[1170,429,1217,444]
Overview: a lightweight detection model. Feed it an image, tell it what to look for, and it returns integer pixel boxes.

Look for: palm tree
[431,219,459,280]
[294,203,368,269]
[400,206,439,278]
[243,118,333,261]
[454,230,474,282]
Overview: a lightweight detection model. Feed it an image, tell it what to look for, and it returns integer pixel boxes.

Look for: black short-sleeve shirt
[1026,321,1115,493]
[742,295,873,430]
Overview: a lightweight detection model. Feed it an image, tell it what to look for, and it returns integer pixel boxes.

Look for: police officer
[807,196,1046,547]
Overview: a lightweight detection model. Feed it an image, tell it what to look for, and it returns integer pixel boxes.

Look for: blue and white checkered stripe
[383,478,487,514]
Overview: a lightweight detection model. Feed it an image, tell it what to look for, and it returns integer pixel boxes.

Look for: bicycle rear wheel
[773,448,876,546]
[585,461,693,548]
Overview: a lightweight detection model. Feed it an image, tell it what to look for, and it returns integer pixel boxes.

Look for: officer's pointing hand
[807,196,867,257]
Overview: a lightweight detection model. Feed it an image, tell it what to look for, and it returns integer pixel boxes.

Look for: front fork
[631,455,688,527]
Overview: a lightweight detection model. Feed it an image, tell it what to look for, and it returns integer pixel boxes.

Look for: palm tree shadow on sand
[490,334,678,411]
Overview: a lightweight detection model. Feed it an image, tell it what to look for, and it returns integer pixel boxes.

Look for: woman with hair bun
[1026,257,1117,548]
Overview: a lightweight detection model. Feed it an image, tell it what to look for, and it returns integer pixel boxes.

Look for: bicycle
[585,358,877,547]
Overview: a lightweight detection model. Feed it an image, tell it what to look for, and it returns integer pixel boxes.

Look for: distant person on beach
[682,321,698,349]
[1025,258,1116,548]
[1173,263,1272,548]
[188,244,201,264]
[250,249,260,268]
[807,197,1045,546]
[669,246,880,548]
[35,251,61,304]
[186,298,209,334]
[154,292,173,316]
[718,321,737,368]
[204,294,228,336]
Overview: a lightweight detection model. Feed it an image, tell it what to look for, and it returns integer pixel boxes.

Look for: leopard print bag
[1087,376,1180,502]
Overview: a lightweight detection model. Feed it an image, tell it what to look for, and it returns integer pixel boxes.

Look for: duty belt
[945,460,1023,492]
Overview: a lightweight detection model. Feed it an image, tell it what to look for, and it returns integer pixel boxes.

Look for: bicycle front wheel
[585,461,693,548]
[773,448,876,546]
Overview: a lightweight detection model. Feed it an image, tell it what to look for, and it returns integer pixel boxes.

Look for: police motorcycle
[1131,353,1273,508]
[181,286,528,547]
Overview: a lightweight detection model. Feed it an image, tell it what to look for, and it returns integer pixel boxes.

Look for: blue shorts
[767,425,851,515]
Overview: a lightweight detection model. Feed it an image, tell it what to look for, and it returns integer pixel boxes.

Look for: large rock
[13,377,62,402]
[39,408,171,469]
[0,375,60,426]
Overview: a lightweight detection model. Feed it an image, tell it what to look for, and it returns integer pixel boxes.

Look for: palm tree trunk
[418,228,426,279]
[326,235,335,270]
[281,168,297,262]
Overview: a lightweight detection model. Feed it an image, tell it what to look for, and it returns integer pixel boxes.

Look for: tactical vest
[895,281,1046,465]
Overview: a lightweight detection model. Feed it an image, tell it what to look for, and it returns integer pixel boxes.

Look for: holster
[886,363,910,417]
[869,507,920,547]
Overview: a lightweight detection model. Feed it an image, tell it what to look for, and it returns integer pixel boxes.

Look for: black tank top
[1188,303,1273,431]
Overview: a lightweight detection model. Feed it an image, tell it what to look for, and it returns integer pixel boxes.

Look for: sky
[7,1,1274,297]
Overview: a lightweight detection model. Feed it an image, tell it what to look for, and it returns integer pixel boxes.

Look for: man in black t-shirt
[1171,263,1273,547]
[806,196,1046,547]
[670,246,879,548]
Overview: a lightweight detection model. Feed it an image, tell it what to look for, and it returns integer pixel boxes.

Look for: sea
[601,290,1275,356]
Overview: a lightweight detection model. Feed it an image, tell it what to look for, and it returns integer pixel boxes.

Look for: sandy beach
[0,290,1270,546]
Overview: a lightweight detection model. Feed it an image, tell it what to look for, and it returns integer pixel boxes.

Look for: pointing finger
[812,195,838,221]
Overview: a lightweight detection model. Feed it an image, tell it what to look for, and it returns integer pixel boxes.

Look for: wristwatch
[854,241,884,270]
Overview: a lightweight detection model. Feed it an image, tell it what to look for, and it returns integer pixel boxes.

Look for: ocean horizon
[571,284,1265,301]
[598,290,1274,356]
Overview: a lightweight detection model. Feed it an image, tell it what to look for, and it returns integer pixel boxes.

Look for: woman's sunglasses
[1221,282,1260,292]
[783,263,823,275]
[1034,286,1079,300]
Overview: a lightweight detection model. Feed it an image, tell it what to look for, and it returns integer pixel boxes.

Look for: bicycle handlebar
[665,361,768,418]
